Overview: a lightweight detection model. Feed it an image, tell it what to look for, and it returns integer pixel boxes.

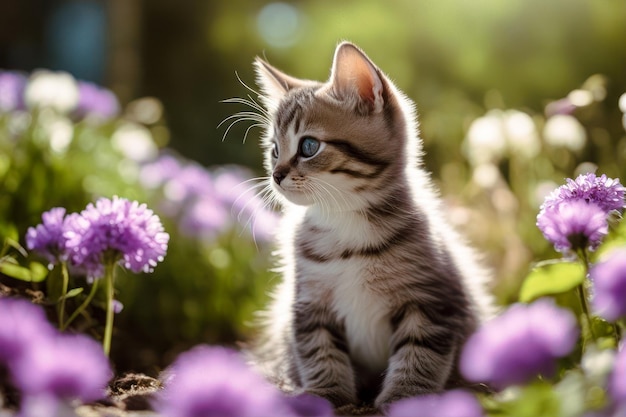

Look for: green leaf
[29,262,48,282]
[0,260,48,282]
[4,238,27,258]
[0,262,34,281]
[499,381,562,417]
[60,287,84,301]
[519,260,585,303]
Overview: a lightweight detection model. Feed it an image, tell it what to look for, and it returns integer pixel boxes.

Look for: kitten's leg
[375,306,457,409]
[293,301,357,407]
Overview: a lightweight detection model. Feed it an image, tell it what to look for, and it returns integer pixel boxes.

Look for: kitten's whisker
[230,176,268,215]
[235,184,271,224]
[231,180,270,219]
[249,185,281,248]
[219,113,268,142]
[222,97,271,123]
[234,71,263,100]
[307,182,333,223]
[234,183,277,248]
[218,112,269,128]
[243,123,265,143]
[309,177,354,213]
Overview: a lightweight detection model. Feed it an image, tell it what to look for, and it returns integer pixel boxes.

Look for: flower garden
[1,66,626,417]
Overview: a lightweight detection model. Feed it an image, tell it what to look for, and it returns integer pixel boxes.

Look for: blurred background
[1,0,625,375]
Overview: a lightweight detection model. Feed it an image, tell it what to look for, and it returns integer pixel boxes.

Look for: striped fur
[246,42,495,411]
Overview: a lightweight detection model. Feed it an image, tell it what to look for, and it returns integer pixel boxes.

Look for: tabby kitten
[247,42,494,410]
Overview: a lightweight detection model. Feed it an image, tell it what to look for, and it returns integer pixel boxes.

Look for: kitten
[245,42,495,411]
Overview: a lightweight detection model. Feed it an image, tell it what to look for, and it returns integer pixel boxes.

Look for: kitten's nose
[273,171,286,185]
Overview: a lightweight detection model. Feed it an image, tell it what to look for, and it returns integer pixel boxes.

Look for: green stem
[62,279,99,331]
[615,323,623,343]
[576,248,595,343]
[58,262,69,328]
[577,283,594,340]
[102,262,116,357]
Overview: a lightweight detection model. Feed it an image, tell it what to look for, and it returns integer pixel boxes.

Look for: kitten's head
[254,42,419,211]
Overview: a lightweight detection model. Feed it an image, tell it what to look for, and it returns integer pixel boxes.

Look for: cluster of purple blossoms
[537,173,625,254]
[155,345,332,417]
[388,390,483,417]
[460,298,579,389]
[0,70,27,112]
[590,248,626,322]
[0,69,119,120]
[26,196,169,279]
[0,298,112,415]
[25,207,73,266]
[74,80,120,120]
[140,154,279,242]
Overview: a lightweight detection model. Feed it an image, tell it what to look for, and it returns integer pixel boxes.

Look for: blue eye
[271,142,279,159]
[299,137,320,158]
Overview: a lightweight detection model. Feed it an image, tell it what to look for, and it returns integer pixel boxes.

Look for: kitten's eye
[299,137,320,158]
[271,142,279,159]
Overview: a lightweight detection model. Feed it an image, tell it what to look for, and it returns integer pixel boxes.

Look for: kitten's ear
[254,58,306,106]
[329,42,385,113]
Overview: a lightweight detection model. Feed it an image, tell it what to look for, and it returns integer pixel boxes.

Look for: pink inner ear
[332,44,383,110]
[353,60,377,105]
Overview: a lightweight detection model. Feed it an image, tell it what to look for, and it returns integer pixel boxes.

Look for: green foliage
[0,260,48,283]
[519,261,585,303]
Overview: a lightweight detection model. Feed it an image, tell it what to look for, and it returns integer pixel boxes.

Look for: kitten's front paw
[304,386,357,408]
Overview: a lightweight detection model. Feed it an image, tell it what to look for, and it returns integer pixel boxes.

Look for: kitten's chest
[330,261,392,373]
[295,216,396,372]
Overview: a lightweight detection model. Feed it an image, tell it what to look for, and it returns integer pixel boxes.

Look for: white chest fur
[330,261,392,373]
[294,208,394,373]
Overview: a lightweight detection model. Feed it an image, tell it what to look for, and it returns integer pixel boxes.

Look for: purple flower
[283,394,334,417]
[155,345,292,417]
[388,390,483,417]
[460,298,579,389]
[0,70,27,112]
[536,200,608,253]
[541,173,625,214]
[65,196,169,278]
[213,166,255,207]
[590,248,626,322]
[610,345,626,404]
[74,80,120,120]
[139,154,183,190]
[26,207,72,265]
[0,297,55,363]
[11,332,112,403]
[179,196,230,238]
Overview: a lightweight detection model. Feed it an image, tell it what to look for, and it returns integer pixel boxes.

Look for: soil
[1,373,161,417]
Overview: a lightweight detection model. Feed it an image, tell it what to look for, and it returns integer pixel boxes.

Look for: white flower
[111,122,158,162]
[618,92,626,113]
[543,114,586,151]
[503,110,540,159]
[472,163,500,189]
[48,117,74,154]
[464,110,508,166]
[464,109,540,165]
[25,70,79,114]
